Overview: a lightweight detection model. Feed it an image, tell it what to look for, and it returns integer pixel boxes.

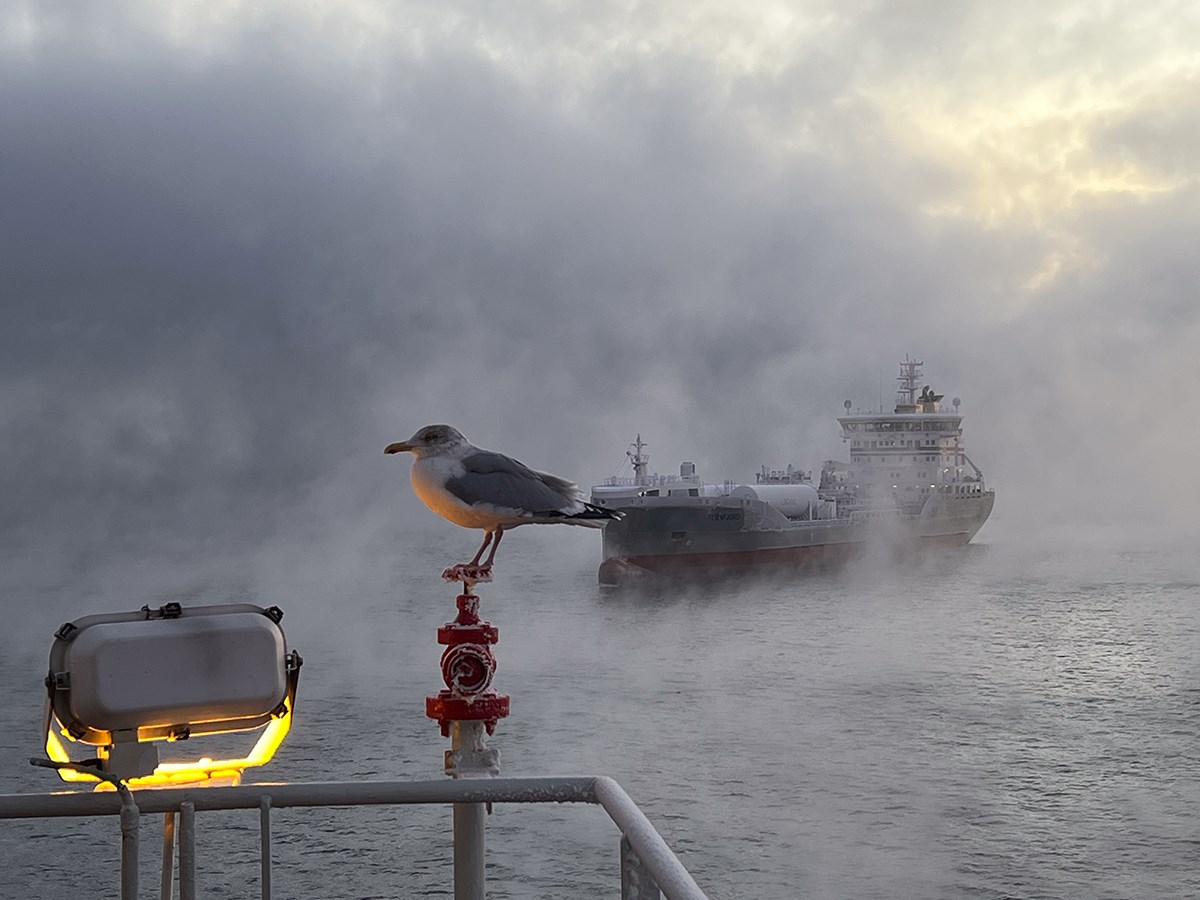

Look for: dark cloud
[1,1,1196,555]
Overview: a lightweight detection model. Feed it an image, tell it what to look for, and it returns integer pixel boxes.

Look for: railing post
[620,833,661,900]
[446,717,495,900]
[260,796,273,900]
[160,811,176,900]
[118,787,139,900]
[452,792,486,900]
[179,801,196,900]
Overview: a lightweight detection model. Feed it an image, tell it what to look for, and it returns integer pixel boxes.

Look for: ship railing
[600,474,701,488]
[0,775,708,900]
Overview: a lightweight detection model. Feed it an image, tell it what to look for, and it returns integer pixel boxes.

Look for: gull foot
[442,563,494,585]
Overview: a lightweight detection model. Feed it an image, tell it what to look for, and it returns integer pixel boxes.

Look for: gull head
[384,424,469,459]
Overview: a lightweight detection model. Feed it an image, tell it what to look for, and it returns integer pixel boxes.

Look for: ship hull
[598,492,994,587]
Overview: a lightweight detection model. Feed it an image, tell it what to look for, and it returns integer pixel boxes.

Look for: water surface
[1,529,1197,898]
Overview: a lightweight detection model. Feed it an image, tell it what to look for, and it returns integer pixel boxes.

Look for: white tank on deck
[730,483,820,519]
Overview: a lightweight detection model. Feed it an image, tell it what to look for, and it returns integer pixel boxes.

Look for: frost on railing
[0,775,708,900]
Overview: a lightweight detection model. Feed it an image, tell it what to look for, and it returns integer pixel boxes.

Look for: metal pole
[260,796,272,900]
[449,720,489,900]
[453,801,486,900]
[161,811,177,900]
[119,787,139,900]
[179,801,196,900]
[621,833,661,900]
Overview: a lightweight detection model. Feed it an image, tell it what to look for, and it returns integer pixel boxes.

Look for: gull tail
[546,502,624,525]
[577,502,624,521]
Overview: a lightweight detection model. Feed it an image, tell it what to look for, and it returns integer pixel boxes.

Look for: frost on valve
[426,591,509,738]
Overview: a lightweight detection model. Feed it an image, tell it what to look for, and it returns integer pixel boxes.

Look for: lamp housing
[43,602,301,785]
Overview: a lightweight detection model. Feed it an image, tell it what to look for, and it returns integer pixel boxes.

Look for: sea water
[0,526,1197,899]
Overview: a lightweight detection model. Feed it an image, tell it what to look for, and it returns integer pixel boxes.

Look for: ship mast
[894,355,923,413]
[627,434,650,485]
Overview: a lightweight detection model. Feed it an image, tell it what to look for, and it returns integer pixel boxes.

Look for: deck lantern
[42,602,301,788]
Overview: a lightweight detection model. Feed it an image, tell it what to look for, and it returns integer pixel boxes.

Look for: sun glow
[883,82,1190,227]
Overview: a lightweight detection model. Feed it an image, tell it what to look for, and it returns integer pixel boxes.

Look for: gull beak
[384,441,413,455]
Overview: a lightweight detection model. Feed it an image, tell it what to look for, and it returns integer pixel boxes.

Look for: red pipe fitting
[426,592,510,737]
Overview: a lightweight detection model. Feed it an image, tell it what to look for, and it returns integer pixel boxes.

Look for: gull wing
[444,450,582,515]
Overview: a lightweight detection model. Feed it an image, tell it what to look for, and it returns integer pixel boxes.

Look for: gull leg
[469,531,494,566]
[443,530,496,584]
[481,527,504,568]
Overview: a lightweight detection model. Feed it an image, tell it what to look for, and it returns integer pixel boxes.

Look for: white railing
[599,474,701,488]
[0,775,708,900]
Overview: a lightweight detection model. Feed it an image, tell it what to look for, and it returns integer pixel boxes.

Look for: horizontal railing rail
[0,775,708,900]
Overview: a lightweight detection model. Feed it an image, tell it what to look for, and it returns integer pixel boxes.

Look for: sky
[3,0,1198,555]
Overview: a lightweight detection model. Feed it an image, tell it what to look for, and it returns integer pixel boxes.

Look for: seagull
[384,424,622,583]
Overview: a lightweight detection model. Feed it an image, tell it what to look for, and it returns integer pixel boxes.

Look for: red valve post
[426,592,510,736]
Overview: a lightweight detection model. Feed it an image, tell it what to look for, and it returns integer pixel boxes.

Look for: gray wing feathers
[445,451,582,514]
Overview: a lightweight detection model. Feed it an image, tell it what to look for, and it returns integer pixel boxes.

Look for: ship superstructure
[830,356,988,515]
[590,358,994,586]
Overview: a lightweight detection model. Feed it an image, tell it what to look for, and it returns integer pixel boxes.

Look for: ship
[590,357,994,586]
